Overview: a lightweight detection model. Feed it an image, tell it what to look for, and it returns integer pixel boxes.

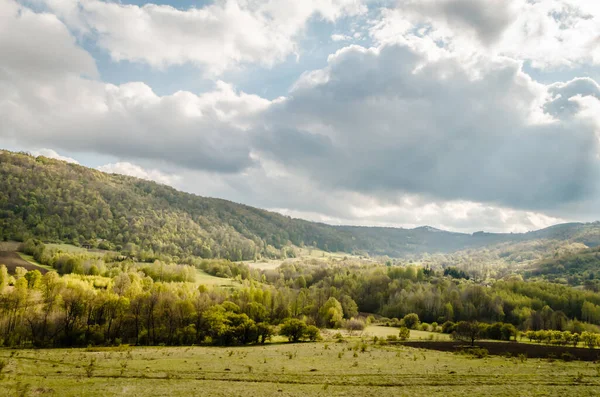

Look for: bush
[344,318,366,334]
[402,313,420,330]
[462,348,488,359]
[561,352,575,362]
[442,321,456,334]
[398,326,410,341]
[304,325,321,342]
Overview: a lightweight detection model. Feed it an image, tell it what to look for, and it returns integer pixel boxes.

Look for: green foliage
[279,319,308,343]
[398,326,410,341]
[318,297,344,328]
[452,321,485,346]
[6,150,600,261]
[402,313,420,330]
[526,247,600,287]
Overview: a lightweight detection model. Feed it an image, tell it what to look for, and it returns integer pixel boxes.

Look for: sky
[1,0,600,234]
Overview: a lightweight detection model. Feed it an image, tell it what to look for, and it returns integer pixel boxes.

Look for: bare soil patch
[0,251,49,274]
[400,340,600,361]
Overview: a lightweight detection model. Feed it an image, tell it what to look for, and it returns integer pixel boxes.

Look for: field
[359,326,451,341]
[0,251,50,274]
[1,341,599,397]
[246,247,370,270]
[195,269,240,288]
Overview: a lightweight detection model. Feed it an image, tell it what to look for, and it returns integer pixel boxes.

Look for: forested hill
[1,149,600,260]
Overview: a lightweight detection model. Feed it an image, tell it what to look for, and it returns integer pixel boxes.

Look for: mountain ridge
[1,149,599,260]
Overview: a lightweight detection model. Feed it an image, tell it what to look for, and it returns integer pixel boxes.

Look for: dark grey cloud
[404,0,516,45]
[255,44,600,212]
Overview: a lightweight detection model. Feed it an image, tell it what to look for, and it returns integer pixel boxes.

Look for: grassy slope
[16,252,54,272]
[0,342,597,396]
[195,269,239,288]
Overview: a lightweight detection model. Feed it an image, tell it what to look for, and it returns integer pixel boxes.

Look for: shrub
[344,318,366,334]
[442,321,456,334]
[402,313,420,330]
[398,326,410,341]
[304,325,321,342]
[561,352,575,362]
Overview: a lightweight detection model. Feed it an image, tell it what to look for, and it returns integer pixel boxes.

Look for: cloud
[170,157,565,234]
[98,162,181,186]
[39,0,367,75]
[404,0,517,45]
[371,0,600,69]
[30,148,79,164]
[0,0,97,80]
[256,43,600,212]
[0,0,270,173]
[1,1,273,173]
[331,34,352,42]
[3,0,600,233]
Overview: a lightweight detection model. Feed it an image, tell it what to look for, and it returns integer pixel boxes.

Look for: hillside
[2,149,600,260]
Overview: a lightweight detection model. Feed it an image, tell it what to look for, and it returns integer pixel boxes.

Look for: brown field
[401,340,600,361]
[0,251,49,274]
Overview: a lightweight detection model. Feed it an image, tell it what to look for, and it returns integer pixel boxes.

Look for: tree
[340,295,359,319]
[255,322,274,344]
[398,326,410,341]
[581,332,599,349]
[453,321,484,346]
[25,270,42,289]
[279,319,308,343]
[402,313,420,330]
[319,297,343,328]
[344,318,366,335]
[500,323,517,341]
[0,265,7,292]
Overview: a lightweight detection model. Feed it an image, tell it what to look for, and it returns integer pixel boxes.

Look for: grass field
[360,326,451,341]
[195,269,240,288]
[0,341,599,396]
[245,247,371,270]
[17,252,54,272]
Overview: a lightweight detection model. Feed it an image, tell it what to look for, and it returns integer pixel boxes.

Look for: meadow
[1,340,599,397]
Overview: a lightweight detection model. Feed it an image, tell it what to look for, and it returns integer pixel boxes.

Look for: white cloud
[371,0,600,69]
[331,34,352,42]
[30,148,79,164]
[0,0,97,80]
[0,2,270,173]
[273,200,564,234]
[40,0,366,75]
[98,162,181,186]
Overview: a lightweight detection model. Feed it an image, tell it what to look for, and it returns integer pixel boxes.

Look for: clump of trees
[279,319,320,342]
[523,330,600,348]
[0,263,333,348]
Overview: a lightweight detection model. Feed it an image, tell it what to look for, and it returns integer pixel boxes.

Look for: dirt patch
[0,251,49,274]
[400,340,600,361]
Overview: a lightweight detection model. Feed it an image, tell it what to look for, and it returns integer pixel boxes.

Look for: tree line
[4,249,600,348]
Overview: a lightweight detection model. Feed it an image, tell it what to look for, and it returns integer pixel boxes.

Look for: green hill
[1,149,600,260]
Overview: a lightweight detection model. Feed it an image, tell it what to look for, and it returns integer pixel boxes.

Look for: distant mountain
[1,149,600,260]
